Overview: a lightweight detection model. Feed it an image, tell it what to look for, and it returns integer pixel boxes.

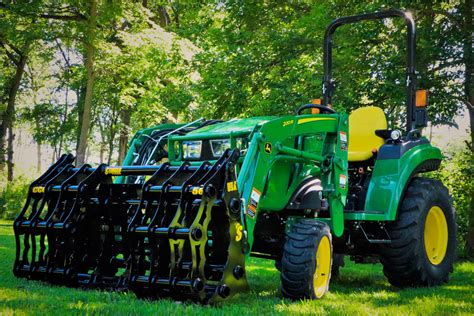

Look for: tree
[0,4,37,181]
[0,1,85,179]
[76,0,97,165]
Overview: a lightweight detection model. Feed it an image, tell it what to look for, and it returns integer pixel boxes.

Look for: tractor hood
[187,116,276,137]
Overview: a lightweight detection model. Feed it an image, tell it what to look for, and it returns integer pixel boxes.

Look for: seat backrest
[348,106,387,162]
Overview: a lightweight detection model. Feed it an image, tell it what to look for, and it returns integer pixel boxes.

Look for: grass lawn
[0,220,472,315]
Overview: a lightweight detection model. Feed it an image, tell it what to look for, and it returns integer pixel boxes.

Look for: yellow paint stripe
[297,117,336,125]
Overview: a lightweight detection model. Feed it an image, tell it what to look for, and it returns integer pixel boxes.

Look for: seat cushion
[348,106,387,162]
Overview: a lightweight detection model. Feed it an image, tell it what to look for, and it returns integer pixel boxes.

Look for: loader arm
[236,113,349,253]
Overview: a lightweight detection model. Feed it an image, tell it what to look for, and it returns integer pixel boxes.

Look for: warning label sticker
[339,174,347,189]
[247,187,261,218]
[340,131,348,151]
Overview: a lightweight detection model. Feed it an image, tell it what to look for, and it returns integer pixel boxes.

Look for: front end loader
[13,9,456,303]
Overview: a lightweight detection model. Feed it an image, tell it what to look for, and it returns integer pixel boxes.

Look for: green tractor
[13,9,455,303]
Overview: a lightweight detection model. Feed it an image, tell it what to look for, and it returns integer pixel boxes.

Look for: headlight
[210,139,231,157]
[390,130,402,141]
[183,141,202,159]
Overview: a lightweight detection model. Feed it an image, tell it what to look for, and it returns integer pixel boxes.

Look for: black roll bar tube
[322,9,418,131]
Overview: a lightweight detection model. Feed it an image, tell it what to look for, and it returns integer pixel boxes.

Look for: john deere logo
[264,142,272,154]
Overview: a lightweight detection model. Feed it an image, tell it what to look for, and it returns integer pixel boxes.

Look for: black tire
[380,177,456,287]
[281,219,332,299]
[331,254,345,278]
[275,259,282,272]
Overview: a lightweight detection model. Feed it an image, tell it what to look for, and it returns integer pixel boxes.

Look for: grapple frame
[14,150,247,303]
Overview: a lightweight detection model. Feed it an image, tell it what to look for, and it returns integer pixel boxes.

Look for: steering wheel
[296,104,336,115]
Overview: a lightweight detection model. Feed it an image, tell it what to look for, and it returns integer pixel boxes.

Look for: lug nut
[233,265,244,279]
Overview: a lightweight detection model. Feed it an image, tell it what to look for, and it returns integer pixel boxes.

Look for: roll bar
[322,9,425,132]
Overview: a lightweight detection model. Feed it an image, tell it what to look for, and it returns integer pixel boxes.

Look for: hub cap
[424,206,448,265]
[313,235,331,298]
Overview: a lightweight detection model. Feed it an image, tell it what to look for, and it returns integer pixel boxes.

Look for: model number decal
[32,186,45,194]
[282,120,294,127]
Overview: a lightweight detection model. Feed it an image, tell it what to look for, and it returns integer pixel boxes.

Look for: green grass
[0,220,472,316]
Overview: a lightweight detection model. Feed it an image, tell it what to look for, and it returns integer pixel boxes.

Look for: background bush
[433,145,474,258]
[0,176,29,220]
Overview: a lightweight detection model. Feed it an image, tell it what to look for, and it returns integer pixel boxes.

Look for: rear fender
[364,143,442,220]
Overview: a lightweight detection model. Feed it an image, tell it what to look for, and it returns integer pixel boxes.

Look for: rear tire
[281,219,332,299]
[380,177,456,287]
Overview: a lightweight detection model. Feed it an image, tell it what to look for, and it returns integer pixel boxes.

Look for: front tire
[380,177,456,287]
[281,219,332,299]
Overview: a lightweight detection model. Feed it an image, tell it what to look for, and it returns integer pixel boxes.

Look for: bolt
[191,228,203,241]
[217,284,231,298]
[192,278,204,292]
[233,266,244,279]
[204,184,217,198]
[229,198,241,213]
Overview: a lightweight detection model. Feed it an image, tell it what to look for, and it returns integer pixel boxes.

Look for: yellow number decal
[192,187,204,195]
[235,223,243,242]
[227,181,237,192]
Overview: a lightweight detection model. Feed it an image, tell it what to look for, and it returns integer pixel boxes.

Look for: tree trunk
[158,6,171,27]
[107,125,115,165]
[97,117,106,164]
[36,142,42,173]
[58,85,69,158]
[0,48,28,180]
[117,108,131,165]
[463,0,474,258]
[76,0,97,165]
[171,4,180,27]
[75,86,86,149]
[7,127,14,181]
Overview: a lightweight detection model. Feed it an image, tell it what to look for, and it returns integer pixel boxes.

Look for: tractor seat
[348,106,387,162]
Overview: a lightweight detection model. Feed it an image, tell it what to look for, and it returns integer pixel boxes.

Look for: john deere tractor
[13,9,455,303]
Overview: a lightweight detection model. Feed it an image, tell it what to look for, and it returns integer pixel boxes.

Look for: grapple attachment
[13,150,248,303]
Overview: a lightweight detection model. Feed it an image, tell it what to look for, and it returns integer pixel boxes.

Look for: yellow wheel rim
[424,206,448,265]
[313,235,331,298]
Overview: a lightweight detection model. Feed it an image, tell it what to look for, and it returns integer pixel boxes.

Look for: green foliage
[433,146,474,256]
[95,23,196,130]
[194,1,332,119]
[192,0,465,129]
[20,102,76,149]
[0,177,29,220]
